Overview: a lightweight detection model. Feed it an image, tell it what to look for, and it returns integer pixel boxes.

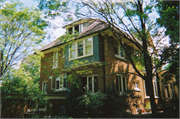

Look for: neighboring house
[39,18,178,115]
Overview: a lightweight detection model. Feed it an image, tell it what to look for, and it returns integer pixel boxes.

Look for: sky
[20,0,66,47]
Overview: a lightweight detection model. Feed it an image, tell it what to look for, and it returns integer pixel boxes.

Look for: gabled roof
[39,18,109,51]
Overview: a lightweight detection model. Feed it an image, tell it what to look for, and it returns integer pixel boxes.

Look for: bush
[77,88,107,117]
[65,78,84,118]
[102,83,129,118]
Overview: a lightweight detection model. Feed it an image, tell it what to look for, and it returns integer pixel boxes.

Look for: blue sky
[20,0,66,47]
[20,0,39,8]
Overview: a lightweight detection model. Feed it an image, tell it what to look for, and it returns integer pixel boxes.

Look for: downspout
[100,34,106,93]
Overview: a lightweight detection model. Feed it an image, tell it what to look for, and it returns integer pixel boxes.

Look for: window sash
[85,38,92,55]
[69,37,93,59]
[78,41,83,57]
[87,76,97,92]
[116,75,127,92]
[114,40,125,58]
[53,51,58,68]
[55,75,67,90]
[134,82,138,88]
[42,82,48,93]
[70,43,76,59]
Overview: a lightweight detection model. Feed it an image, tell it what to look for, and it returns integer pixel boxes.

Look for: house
[39,18,178,115]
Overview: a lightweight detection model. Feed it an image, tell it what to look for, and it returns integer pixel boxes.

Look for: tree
[0,1,47,79]
[37,0,172,116]
[1,54,47,118]
[73,0,169,116]
[156,1,179,87]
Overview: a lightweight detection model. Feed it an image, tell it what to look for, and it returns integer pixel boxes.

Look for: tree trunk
[146,75,157,116]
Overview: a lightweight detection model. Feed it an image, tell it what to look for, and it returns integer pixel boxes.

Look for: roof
[39,18,109,51]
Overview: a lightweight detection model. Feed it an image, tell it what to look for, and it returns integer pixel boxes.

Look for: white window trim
[69,37,93,61]
[144,78,159,99]
[67,24,83,35]
[114,40,126,61]
[134,81,141,92]
[116,74,127,94]
[86,76,96,92]
[42,81,48,94]
[49,76,55,90]
[54,74,67,92]
[153,77,158,98]
[52,51,58,69]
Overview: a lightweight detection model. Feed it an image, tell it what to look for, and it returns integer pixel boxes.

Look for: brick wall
[103,35,146,114]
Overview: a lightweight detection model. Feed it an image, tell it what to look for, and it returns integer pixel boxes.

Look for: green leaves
[0,1,47,79]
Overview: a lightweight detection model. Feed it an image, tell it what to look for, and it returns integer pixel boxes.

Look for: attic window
[67,24,83,35]
[69,27,73,34]
[74,25,79,33]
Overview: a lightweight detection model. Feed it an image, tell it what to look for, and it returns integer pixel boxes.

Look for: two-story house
[39,18,178,115]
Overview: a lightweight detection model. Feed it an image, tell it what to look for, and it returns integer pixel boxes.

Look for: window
[165,85,170,98]
[144,78,158,97]
[69,37,93,60]
[85,38,92,55]
[134,82,138,88]
[116,75,127,93]
[42,82,48,93]
[134,81,141,91]
[164,83,173,98]
[153,81,158,97]
[67,24,83,35]
[78,41,83,56]
[82,76,98,92]
[70,43,76,59]
[114,40,125,59]
[53,51,58,68]
[55,74,67,91]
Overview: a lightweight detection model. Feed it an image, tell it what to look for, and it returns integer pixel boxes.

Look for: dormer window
[67,24,83,35]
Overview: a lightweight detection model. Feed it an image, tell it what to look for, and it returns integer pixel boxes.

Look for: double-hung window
[144,77,158,98]
[69,37,93,60]
[114,40,125,59]
[116,75,127,93]
[42,82,48,93]
[78,41,83,57]
[55,74,67,91]
[53,51,58,68]
[153,79,158,97]
[82,76,98,92]
[85,38,92,55]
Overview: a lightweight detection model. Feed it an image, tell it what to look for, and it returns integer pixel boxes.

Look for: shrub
[77,87,107,117]
[65,78,84,118]
[102,83,129,117]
